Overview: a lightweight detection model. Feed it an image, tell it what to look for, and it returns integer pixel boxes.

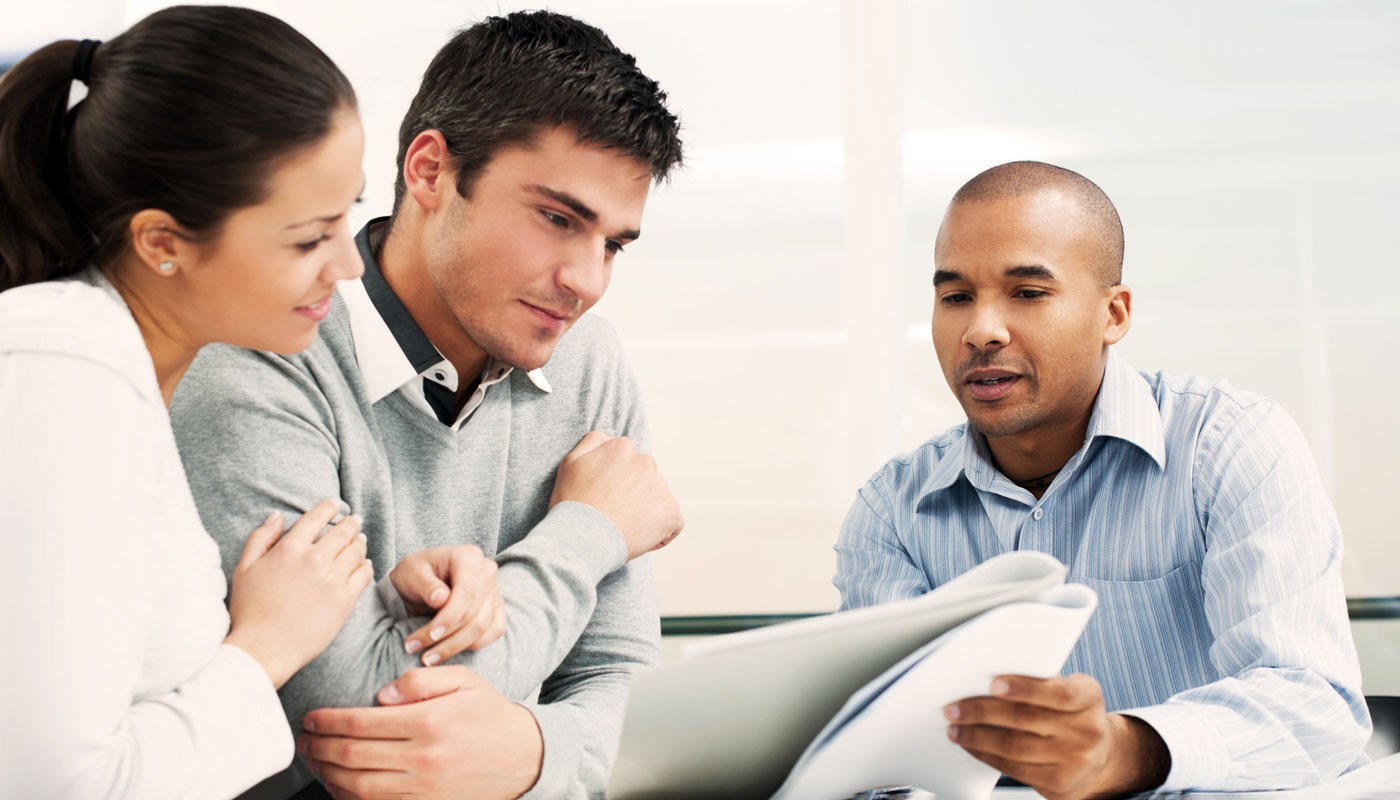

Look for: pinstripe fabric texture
[835,348,1371,791]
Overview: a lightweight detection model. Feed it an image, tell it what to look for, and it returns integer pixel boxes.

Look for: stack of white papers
[610,551,1098,800]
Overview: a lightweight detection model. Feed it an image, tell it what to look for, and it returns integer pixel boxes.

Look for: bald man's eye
[1014,289,1049,300]
[939,292,972,305]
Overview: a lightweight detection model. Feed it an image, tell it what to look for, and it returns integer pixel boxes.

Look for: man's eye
[543,211,569,228]
[940,293,971,305]
[605,240,626,255]
[1016,289,1048,299]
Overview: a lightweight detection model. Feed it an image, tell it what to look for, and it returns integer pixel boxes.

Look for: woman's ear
[128,209,196,277]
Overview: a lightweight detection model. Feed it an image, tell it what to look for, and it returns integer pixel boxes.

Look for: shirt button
[1032,508,1044,521]
[434,371,445,381]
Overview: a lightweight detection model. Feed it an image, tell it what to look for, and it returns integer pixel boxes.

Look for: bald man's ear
[1103,284,1132,346]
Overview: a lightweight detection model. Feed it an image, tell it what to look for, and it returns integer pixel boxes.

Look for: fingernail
[948,725,961,741]
[405,639,422,654]
[303,717,316,733]
[991,679,1011,696]
[358,532,367,543]
[295,736,308,755]
[423,652,442,667]
[264,510,282,526]
[380,683,402,703]
[429,626,446,642]
[307,758,321,775]
[944,704,961,720]
[429,587,449,606]
[349,514,363,528]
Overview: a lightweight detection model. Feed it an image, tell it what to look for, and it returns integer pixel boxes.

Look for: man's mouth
[963,369,1022,400]
[521,300,571,330]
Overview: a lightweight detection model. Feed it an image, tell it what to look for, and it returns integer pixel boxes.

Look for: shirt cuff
[1119,702,1230,791]
[213,643,296,775]
[515,701,582,800]
[376,572,409,620]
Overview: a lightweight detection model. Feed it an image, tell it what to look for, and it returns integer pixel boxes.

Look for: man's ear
[402,129,455,213]
[128,209,198,278]
[1103,284,1132,346]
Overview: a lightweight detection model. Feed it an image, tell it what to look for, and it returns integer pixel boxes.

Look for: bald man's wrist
[1099,713,1171,796]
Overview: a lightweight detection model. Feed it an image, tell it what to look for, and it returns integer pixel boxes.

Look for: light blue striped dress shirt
[835,348,1371,791]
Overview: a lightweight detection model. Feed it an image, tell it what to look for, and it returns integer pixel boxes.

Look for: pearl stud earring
[158,261,175,272]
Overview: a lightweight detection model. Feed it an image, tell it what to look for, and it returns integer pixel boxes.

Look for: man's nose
[554,239,611,308]
[963,300,1009,350]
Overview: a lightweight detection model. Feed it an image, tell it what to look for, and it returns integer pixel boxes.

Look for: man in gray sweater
[170,11,685,800]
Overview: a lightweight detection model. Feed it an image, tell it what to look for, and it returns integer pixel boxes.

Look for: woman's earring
[158,261,176,273]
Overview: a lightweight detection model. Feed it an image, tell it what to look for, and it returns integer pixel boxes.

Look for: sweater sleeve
[169,343,627,739]
[0,352,291,800]
[517,344,662,799]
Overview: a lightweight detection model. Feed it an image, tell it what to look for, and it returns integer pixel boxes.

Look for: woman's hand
[224,499,373,688]
[391,545,506,667]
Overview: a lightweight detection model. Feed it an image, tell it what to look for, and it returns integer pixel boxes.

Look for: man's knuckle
[1010,702,1038,728]
[399,670,427,695]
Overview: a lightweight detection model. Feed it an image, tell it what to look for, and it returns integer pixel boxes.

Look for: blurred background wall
[8,1,1398,625]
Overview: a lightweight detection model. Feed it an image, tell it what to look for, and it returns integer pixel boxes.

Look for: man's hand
[549,431,684,560]
[391,545,506,666]
[299,666,544,800]
[943,673,1170,800]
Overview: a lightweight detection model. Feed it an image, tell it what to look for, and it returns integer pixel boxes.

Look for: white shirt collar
[338,276,552,407]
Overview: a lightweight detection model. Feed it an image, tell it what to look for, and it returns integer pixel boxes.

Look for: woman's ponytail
[0,40,92,291]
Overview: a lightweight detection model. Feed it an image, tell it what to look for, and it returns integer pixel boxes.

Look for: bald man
[835,162,1370,799]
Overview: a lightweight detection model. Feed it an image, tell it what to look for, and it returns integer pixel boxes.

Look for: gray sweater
[170,297,659,800]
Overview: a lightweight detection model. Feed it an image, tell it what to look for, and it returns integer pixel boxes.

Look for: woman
[0,7,476,798]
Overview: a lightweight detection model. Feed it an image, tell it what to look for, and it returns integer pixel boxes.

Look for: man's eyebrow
[527,184,641,240]
[932,269,965,286]
[1006,264,1058,281]
[283,177,367,230]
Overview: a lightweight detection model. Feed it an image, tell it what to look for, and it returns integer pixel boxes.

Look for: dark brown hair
[0,5,357,291]
[391,10,683,216]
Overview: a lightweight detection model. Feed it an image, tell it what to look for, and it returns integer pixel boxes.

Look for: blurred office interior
[7,0,1398,689]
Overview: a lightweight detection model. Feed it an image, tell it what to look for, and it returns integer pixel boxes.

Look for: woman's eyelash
[296,235,329,252]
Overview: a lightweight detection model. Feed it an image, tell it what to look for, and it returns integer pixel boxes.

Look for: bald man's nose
[963,302,1009,349]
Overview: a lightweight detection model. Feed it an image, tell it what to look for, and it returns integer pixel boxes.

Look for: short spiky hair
[391,10,683,213]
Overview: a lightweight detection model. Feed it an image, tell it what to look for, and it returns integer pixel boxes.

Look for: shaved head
[946,161,1124,286]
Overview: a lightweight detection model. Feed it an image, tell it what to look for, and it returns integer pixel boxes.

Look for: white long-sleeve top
[0,270,292,799]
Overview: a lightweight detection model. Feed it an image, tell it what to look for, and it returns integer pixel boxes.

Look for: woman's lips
[295,295,333,321]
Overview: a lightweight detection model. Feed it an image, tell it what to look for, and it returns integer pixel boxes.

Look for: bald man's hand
[944,674,1170,800]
